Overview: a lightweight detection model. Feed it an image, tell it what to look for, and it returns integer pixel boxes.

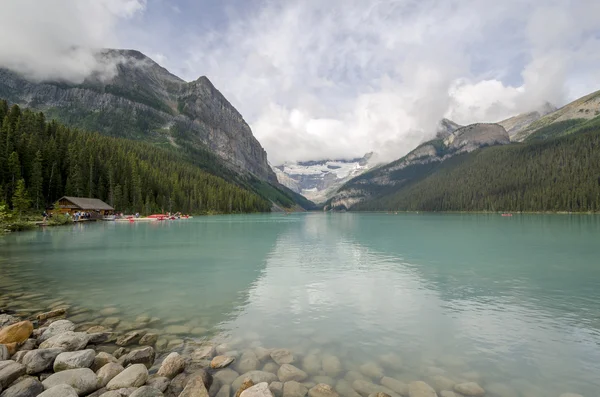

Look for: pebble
[270,382,284,397]
[139,333,158,346]
[0,345,8,361]
[322,355,342,378]
[232,371,278,391]
[37,309,66,321]
[358,362,384,380]
[379,377,408,396]
[236,379,255,397]
[263,362,279,374]
[92,352,119,371]
[180,372,211,397]
[146,376,170,392]
[115,330,145,346]
[302,354,322,375]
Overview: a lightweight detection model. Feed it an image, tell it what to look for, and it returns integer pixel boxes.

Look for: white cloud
[0,0,146,83]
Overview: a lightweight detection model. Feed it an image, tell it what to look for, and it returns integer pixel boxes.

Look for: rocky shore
[0,297,586,397]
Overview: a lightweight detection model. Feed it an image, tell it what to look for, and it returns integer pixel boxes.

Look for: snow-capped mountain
[272,153,377,203]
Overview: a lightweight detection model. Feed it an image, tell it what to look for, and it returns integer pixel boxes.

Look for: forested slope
[0,100,274,214]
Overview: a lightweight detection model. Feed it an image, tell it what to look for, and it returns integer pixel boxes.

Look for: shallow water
[1,213,600,396]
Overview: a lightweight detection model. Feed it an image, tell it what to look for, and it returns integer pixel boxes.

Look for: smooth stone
[0,346,7,361]
[192,345,216,361]
[163,325,191,335]
[302,382,317,390]
[209,380,222,397]
[345,372,368,384]
[358,363,384,380]
[157,352,185,379]
[321,356,341,378]
[302,355,321,376]
[37,384,79,397]
[119,346,155,369]
[0,375,44,397]
[232,371,278,391]
[270,382,283,397]
[439,392,457,397]
[0,315,18,329]
[236,379,255,397]
[146,376,170,392]
[17,339,36,351]
[155,339,168,352]
[42,368,99,396]
[378,354,403,371]
[335,380,363,397]
[100,307,121,316]
[106,364,149,390]
[214,369,240,386]
[212,355,236,369]
[39,331,90,351]
[180,372,211,397]
[312,377,335,387]
[129,385,164,397]
[217,385,232,397]
[283,381,308,397]
[270,349,296,365]
[93,352,119,371]
[166,372,189,396]
[99,387,137,396]
[54,349,96,371]
[278,364,308,382]
[0,360,26,389]
[454,383,484,397]
[254,347,271,362]
[241,382,274,397]
[102,318,121,327]
[380,378,408,396]
[236,351,260,374]
[89,332,117,344]
[37,308,66,321]
[87,326,110,334]
[113,348,128,359]
[10,350,28,363]
[309,383,340,397]
[139,333,158,347]
[368,394,391,397]
[98,362,125,388]
[431,376,455,393]
[2,343,17,357]
[407,381,437,397]
[485,383,518,397]
[116,331,145,347]
[19,348,61,374]
[262,362,279,374]
[351,381,400,397]
[39,320,76,342]
[0,321,33,344]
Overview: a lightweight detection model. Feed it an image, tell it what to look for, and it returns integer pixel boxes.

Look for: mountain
[273,153,376,203]
[0,49,314,210]
[0,49,276,182]
[511,91,600,141]
[498,102,556,138]
[436,118,462,138]
[326,123,510,210]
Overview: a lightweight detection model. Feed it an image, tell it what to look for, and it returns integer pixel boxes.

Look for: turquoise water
[1,213,600,396]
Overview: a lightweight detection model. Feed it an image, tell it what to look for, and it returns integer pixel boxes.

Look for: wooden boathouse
[53,196,115,217]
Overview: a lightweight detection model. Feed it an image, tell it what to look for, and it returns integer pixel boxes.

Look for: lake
[1,213,599,396]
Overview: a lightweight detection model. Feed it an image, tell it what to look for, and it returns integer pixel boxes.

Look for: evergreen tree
[12,179,31,218]
[29,150,43,210]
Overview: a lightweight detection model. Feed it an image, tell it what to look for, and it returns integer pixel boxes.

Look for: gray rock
[146,376,170,392]
[334,380,362,397]
[262,363,279,374]
[311,377,335,387]
[269,383,283,397]
[344,372,367,384]
[309,384,340,397]
[453,382,484,397]
[192,345,216,361]
[439,392,457,397]
[17,338,36,351]
[236,351,260,374]
[0,360,26,389]
[232,371,278,391]
[358,363,383,380]
[119,346,155,369]
[139,333,158,347]
[39,331,90,351]
[301,355,321,376]
[378,354,403,372]
[407,382,436,397]
[39,320,76,342]
[484,383,518,397]
[116,331,145,347]
[351,381,400,397]
[271,350,296,365]
[42,368,99,396]
[214,369,240,386]
[54,349,96,371]
[166,372,189,396]
[379,378,407,396]
[97,362,125,388]
[10,351,28,363]
[93,352,119,371]
[106,364,148,390]
[113,348,128,359]
[129,385,164,397]
[217,384,232,397]
[89,332,117,344]
[241,382,274,397]
[254,348,271,362]
[278,364,308,382]
[321,356,341,378]
[0,376,44,397]
[0,346,8,361]
[0,315,18,329]
[99,387,138,396]
[37,384,79,397]
[211,355,235,369]
[283,381,308,397]
[180,372,210,397]
[156,352,185,379]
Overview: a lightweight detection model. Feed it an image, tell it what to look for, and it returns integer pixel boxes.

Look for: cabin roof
[58,196,114,211]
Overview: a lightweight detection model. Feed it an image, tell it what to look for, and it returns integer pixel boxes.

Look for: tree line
[0,100,272,215]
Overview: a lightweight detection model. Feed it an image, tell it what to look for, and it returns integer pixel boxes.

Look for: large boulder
[119,346,155,369]
[278,364,308,382]
[309,383,340,397]
[241,382,274,397]
[0,376,44,397]
[453,383,484,397]
[283,381,308,397]
[21,348,64,374]
[97,362,125,388]
[232,371,278,391]
[37,384,79,397]
[38,320,76,342]
[0,321,33,344]
[129,385,165,397]
[407,381,437,397]
[0,360,26,389]
[156,352,185,379]
[54,349,96,371]
[271,350,296,365]
[39,331,90,351]
[180,372,211,397]
[42,368,99,396]
[106,364,148,390]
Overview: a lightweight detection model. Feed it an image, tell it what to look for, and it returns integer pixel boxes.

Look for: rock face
[54,349,96,371]
[0,321,33,344]
[0,49,277,183]
[41,367,99,396]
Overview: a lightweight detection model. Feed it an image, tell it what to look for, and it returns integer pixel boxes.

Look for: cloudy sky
[1,0,600,164]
